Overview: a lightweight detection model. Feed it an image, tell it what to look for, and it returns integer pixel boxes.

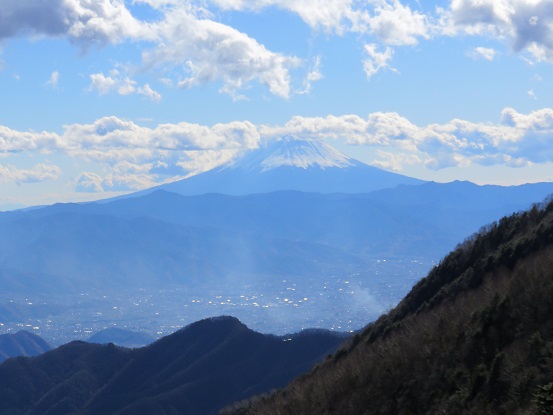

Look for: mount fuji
[155,137,424,196]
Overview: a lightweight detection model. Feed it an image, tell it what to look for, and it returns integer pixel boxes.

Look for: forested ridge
[223,197,553,414]
[0,317,343,415]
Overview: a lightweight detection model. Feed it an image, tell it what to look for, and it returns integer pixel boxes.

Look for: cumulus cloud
[0,163,62,185]
[0,116,260,192]
[363,44,396,79]
[88,69,161,101]
[57,117,261,163]
[0,125,61,152]
[141,7,300,98]
[442,0,553,62]
[1,116,260,162]
[365,0,429,46]
[89,72,118,94]
[143,5,301,98]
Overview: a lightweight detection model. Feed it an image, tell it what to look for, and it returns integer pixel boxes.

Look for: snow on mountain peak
[230,137,356,172]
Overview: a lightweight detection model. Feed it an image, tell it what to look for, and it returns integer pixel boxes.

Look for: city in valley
[0,258,429,345]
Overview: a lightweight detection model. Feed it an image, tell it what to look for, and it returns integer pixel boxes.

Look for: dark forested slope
[224,197,553,415]
[0,317,343,415]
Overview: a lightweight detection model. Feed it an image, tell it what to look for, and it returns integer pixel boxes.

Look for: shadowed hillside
[223,197,553,414]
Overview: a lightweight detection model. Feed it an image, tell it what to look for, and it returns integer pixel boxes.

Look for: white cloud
[0,125,61,152]
[365,0,429,46]
[88,69,162,101]
[46,70,60,87]
[0,116,260,192]
[0,163,62,185]
[137,84,162,101]
[142,7,301,98]
[89,72,119,94]
[363,44,396,79]
[468,46,497,61]
[1,116,260,159]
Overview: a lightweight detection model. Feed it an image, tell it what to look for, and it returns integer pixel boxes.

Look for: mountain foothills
[0,317,344,415]
[222,198,553,414]
[1,179,552,296]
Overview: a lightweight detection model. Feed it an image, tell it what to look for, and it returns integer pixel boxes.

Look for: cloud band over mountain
[1,107,552,193]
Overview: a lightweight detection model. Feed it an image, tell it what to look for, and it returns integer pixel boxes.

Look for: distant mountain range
[0,330,51,362]
[1,180,552,296]
[0,317,344,415]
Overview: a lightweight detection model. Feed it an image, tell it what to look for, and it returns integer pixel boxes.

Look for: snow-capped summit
[152,137,425,195]
[228,137,356,172]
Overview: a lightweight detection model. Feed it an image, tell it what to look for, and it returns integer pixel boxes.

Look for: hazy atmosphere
[3,3,553,414]
[2,0,553,209]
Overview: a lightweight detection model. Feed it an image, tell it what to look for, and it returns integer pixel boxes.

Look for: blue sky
[1,0,553,208]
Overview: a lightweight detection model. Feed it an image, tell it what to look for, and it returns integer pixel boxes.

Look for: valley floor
[0,257,430,345]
